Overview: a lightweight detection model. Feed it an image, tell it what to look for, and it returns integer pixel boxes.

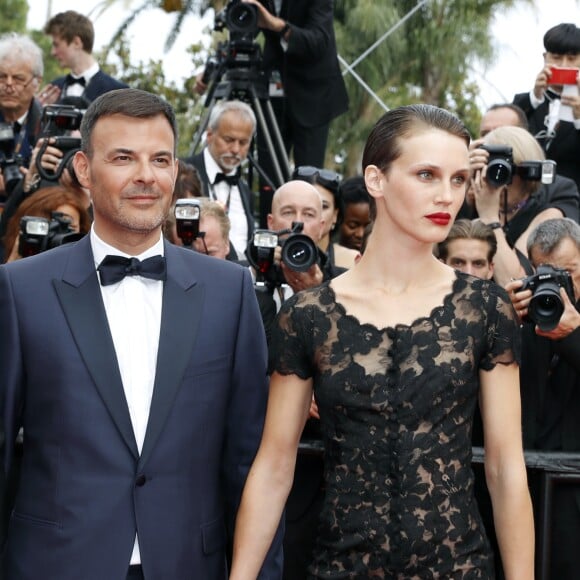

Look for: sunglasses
[292,165,342,191]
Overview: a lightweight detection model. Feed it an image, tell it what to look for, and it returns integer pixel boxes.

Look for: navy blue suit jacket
[0,236,282,579]
[51,70,128,103]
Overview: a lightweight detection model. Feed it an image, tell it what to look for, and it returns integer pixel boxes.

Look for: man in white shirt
[0,88,282,580]
[185,100,256,260]
[40,10,127,105]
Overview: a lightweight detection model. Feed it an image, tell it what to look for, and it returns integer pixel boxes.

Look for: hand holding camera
[507,264,577,335]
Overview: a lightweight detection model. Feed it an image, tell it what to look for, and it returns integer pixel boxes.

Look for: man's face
[50,35,79,69]
[206,111,253,173]
[73,113,177,251]
[479,108,521,137]
[544,51,580,69]
[443,238,494,280]
[193,215,230,259]
[530,237,580,299]
[267,181,324,243]
[0,56,40,118]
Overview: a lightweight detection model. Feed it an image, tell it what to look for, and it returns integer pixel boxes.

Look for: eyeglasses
[0,73,37,90]
[292,165,342,191]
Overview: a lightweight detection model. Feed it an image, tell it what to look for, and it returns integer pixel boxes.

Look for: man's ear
[72,150,90,189]
[267,213,273,230]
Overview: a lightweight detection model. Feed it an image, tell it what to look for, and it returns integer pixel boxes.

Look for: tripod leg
[188,99,215,158]
[262,98,291,181]
[252,96,286,188]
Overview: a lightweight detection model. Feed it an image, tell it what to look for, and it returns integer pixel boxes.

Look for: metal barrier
[299,442,580,579]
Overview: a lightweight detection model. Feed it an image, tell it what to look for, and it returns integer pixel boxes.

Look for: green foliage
[0,0,28,34]
[102,36,204,157]
[331,0,535,175]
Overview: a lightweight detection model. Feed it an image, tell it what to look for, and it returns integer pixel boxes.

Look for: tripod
[190,42,291,193]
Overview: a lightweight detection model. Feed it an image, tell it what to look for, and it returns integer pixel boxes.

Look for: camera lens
[486,159,512,187]
[528,285,565,331]
[281,234,317,272]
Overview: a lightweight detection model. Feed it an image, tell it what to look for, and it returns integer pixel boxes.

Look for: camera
[479,144,556,187]
[215,0,259,42]
[18,212,84,258]
[246,222,319,288]
[36,104,84,182]
[174,198,202,247]
[40,104,84,138]
[520,264,575,331]
[0,122,24,193]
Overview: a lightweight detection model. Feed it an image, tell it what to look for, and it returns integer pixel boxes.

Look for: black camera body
[40,104,84,138]
[479,144,556,187]
[520,264,575,331]
[18,212,83,258]
[36,105,84,182]
[0,122,24,193]
[246,222,319,288]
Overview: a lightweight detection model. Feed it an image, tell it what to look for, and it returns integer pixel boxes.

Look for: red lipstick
[426,213,451,226]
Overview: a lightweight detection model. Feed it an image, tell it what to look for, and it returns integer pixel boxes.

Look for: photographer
[512,23,580,190]
[246,179,342,580]
[2,185,91,263]
[505,217,580,579]
[0,33,44,201]
[469,125,578,287]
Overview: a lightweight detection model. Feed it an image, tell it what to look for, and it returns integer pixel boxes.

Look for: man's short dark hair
[543,23,580,55]
[44,11,95,53]
[437,219,497,263]
[80,88,177,157]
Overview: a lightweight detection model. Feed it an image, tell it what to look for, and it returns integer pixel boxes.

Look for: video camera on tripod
[192,0,290,191]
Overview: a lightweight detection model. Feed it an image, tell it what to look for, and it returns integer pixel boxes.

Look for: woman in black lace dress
[230,105,534,579]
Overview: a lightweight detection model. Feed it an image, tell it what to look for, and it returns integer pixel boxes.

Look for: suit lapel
[53,236,139,458]
[138,243,205,469]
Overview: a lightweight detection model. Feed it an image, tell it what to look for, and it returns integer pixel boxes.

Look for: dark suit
[519,314,580,579]
[0,236,282,579]
[257,0,349,224]
[51,69,128,103]
[185,150,255,260]
[0,98,42,175]
[513,91,580,191]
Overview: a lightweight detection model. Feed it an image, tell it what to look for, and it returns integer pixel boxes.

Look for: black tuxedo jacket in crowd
[50,69,128,103]
[186,150,256,244]
[261,0,349,129]
[513,91,580,191]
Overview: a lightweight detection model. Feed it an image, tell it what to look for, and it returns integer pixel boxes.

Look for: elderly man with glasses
[0,33,44,200]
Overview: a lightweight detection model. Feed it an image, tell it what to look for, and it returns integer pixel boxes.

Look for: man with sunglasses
[0,33,44,200]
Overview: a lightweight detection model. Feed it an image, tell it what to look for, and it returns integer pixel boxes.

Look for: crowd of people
[0,6,579,580]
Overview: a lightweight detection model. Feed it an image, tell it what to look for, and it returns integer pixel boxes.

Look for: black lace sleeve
[268,292,315,379]
[480,282,522,371]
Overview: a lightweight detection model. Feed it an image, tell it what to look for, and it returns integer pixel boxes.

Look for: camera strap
[12,118,26,155]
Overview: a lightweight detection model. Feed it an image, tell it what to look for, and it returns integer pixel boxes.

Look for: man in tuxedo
[184,100,256,259]
[41,10,127,105]
[0,88,282,580]
[512,22,580,190]
[0,33,44,199]
[242,0,348,169]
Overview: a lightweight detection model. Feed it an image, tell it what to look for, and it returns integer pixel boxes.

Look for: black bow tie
[66,74,86,87]
[213,172,239,186]
[97,255,167,286]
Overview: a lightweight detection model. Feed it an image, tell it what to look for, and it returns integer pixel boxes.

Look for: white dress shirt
[91,227,164,565]
[203,148,248,258]
[65,62,99,98]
